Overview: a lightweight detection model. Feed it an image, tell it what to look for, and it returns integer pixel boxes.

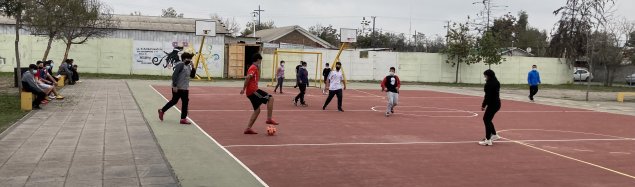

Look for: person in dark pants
[294,64,301,88]
[479,69,502,146]
[527,65,541,102]
[322,63,331,94]
[158,53,196,125]
[323,62,346,112]
[294,61,309,107]
[22,64,47,110]
[274,61,285,94]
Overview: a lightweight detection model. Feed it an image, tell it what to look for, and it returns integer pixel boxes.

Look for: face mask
[184,60,191,65]
[31,70,37,74]
[281,64,284,67]
[38,66,43,69]
[389,72,395,76]
[336,66,341,71]
[532,68,537,70]
[46,65,51,69]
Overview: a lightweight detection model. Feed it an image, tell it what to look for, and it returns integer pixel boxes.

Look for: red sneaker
[244,128,258,134]
[180,119,191,125]
[266,119,279,125]
[158,109,164,121]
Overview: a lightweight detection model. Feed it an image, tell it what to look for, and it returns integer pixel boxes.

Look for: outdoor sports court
[153,85,635,187]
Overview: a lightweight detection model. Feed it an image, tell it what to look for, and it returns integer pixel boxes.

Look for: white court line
[497,129,633,139]
[150,85,269,187]
[186,93,475,99]
[188,109,599,113]
[224,138,634,148]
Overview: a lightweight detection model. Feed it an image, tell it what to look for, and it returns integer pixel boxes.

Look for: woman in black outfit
[479,69,502,146]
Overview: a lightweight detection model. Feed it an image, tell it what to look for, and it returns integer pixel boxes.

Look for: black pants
[295,83,306,104]
[161,89,189,119]
[323,89,343,110]
[483,102,501,140]
[71,70,79,82]
[274,77,284,92]
[23,81,46,107]
[529,85,539,100]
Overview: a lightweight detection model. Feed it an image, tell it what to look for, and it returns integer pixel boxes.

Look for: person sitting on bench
[22,64,47,109]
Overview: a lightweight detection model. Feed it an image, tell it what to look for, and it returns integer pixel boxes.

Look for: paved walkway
[0,80,177,187]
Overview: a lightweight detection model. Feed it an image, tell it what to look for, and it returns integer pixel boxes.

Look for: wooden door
[228,44,245,78]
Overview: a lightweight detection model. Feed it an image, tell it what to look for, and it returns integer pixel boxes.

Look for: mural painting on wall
[133,41,224,73]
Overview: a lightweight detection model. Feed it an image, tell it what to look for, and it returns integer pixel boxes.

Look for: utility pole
[371,16,376,48]
[413,30,417,52]
[254,5,265,29]
[252,12,258,37]
[444,21,450,45]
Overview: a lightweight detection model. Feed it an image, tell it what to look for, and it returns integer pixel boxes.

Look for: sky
[104,0,635,38]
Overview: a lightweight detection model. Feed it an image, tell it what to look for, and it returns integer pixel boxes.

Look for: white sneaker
[490,135,501,141]
[49,95,56,99]
[478,139,492,146]
[385,112,390,117]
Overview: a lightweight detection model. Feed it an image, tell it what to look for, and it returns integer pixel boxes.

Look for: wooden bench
[21,91,33,111]
[57,75,66,87]
[617,92,635,103]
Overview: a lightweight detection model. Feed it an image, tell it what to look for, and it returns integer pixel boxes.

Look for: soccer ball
[266,125,277,136]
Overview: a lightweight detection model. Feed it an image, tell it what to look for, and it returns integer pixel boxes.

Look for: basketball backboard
[340,28,357,43]
[195,20,217,36]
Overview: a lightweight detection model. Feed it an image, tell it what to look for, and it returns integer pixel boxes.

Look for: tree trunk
[608,68,616,87]
[604,64,611,86]
[15,12,23,94]
[63,41,72,62]
[455,63,460,84]
[42,34,55,61]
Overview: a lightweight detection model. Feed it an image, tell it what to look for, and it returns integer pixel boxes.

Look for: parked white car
[573,68,593,82]
[626,73,635,85]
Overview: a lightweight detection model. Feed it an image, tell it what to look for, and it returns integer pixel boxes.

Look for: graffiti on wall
[133,41,224,74]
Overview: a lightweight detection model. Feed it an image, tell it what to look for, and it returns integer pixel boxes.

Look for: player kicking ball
[240,53,279,134]
[381,67,400,117]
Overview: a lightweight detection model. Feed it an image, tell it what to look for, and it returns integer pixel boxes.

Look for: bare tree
[24,0,68,61]
[0,0,32,92]
[594,18,635,86]
[58,0,118,61]
[211,14,240,37]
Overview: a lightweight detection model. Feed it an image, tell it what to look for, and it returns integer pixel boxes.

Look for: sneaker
[490,135,501,141]
[322,106,326,110]
[179,119,191,125]
[338,109,345,112]
[55,95,64,99]
[478,139,493,146]
[300,103,308,107]
[41,100,49,104]
[49,95,56,99]
[244,128,258,134]
[293,100,298,106]
[158,109,164,121]
[385,112,390,117]
[266,119,279,125]
[391,107,395,114]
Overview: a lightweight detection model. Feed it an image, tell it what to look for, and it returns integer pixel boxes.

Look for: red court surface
[153,85,635,187]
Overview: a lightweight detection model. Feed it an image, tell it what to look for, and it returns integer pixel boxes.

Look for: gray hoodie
[172,62,196,90]
[22,70,43,93]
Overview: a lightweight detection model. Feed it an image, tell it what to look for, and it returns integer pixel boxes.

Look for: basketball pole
[332,42,348,84]
[194,32,212,81]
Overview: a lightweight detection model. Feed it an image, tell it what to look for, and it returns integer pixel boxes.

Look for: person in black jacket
[322,63,331,94]
[294,64,302,88]
[294,61,309,107]
[479,69,502,146]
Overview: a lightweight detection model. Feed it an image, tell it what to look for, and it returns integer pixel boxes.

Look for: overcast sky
[104,0,635,38]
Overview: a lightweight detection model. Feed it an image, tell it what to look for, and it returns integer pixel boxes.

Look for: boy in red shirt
[240,53,279,134]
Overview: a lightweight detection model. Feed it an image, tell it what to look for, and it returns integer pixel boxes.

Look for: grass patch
[0,93,28,134]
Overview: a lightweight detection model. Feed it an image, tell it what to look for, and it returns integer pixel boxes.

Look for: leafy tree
[308,24,339,46]
[442,22,480,83]
[477,31,505,67]
[24,0,68,61]
[241,20,275,36]
[490,13,516,47]
[0,0,32,92]
[161,7,183,18]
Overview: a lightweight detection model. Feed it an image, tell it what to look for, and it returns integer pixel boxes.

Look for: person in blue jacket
[527,65,541,102]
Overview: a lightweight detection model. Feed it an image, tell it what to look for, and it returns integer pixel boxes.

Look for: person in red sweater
[240,53,279,134]
[381,67,401,117]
